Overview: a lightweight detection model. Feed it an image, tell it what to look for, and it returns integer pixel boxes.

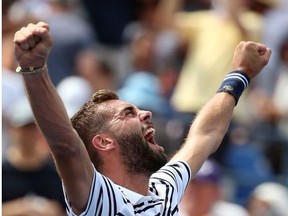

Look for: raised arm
[171,41,271,177]
[13,22,94,214]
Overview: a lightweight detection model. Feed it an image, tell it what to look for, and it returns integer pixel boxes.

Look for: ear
[92,134,116,151]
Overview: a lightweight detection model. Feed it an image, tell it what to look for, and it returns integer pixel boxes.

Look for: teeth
[144,128,155,137]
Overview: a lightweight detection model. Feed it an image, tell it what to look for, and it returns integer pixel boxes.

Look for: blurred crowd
[2,0,288,215]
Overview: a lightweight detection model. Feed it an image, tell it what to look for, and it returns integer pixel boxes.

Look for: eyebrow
[122,105,135,112]
[120,104,138,115]
[112,104,140,121]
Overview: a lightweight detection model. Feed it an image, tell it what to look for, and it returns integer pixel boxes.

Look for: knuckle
[27,23,35,28]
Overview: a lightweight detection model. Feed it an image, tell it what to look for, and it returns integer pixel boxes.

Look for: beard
[117,132,168,176]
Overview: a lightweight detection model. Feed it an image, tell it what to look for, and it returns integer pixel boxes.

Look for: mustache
[142,122,154,131]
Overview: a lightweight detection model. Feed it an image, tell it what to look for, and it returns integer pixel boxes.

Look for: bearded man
[13,22,271,215]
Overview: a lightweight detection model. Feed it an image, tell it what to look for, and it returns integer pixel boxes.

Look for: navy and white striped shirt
[64,161,191,216]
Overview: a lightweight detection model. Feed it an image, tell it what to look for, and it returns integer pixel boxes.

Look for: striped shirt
[64,160,191,216]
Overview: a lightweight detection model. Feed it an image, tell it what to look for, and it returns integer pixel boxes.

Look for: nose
[139,110,152,122]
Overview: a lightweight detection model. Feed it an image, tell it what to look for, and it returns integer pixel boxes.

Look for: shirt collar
[116,185,160,204]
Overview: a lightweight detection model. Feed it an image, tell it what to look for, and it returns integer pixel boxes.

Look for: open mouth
[144,127,165,153]
[144,127,156,145]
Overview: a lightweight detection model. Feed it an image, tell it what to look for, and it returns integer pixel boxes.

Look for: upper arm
[150,161,191,202]
[49,128,94,214]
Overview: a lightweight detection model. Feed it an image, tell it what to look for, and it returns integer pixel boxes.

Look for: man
[247,182,288,216]
[13,22,271,215]
[2,97,66,215]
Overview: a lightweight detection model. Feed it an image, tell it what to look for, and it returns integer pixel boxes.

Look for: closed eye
[124,107,136,117]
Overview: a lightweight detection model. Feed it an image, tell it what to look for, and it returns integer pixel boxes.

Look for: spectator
[2,0,37,159]
[75,49,116,92]
[2,97,66,216]
[170,0,266,126]
[247,182,288,216]
[272,32,288,142]
[81,0,141,84]
[222,126,275,205]
[45,0,96,85]
[244,30,288,183]
[56,75,94,118]
[254,0,288,95]
[179,159,249,216]
[10,0,97,85]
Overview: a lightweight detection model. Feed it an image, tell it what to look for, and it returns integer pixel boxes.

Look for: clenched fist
[13,22,52,70]
[231,41,271,79]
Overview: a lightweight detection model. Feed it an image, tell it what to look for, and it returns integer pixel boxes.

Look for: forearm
[189,93,234,151]
[22,69,77,153]
[171,92,235,175]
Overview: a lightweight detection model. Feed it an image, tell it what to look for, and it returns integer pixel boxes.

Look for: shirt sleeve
[149,160,192,203]
[63,166,126,216]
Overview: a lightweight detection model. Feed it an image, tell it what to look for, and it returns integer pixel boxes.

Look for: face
[107,100,168,175]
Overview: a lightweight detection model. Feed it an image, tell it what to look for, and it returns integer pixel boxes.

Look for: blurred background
[2,0,288,215]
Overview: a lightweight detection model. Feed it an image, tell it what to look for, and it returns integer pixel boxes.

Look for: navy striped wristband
[216,71,250,105]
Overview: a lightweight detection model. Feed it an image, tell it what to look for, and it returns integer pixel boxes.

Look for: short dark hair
[71,89,119,170]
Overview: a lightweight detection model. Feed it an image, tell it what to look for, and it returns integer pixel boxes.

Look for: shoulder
[150,160,191,187]
[154,160,191,176]
[148,161,192,206]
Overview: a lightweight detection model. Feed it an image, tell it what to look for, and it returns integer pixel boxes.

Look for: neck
[101,163,151,195]
[117,172,150,195]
